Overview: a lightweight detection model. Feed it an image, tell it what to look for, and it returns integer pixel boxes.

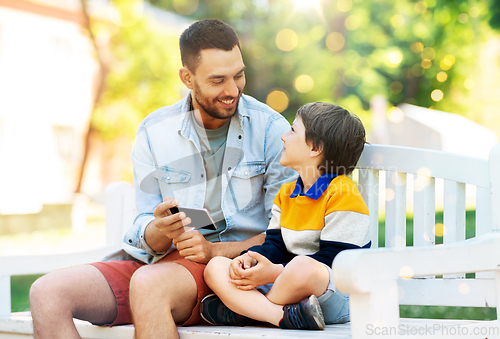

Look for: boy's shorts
[319,263,350,324]
[90,250,211,327]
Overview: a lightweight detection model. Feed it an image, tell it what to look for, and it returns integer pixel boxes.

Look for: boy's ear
[310,145,323,158]
[179,67,193,89]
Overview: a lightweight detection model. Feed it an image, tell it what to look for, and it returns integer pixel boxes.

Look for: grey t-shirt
[192,114,229,242]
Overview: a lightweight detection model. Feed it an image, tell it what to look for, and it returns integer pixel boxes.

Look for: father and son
[29,19,371,338]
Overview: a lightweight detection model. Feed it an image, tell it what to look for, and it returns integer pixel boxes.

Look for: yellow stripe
[276,176,369,232]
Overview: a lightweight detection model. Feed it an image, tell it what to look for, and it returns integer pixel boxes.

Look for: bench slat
[359,169,379,248]
[385,171,406,248]
[443,180,466,279]
[413,175,435,248]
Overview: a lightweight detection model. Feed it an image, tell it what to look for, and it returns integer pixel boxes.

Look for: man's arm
[172,231,266,264]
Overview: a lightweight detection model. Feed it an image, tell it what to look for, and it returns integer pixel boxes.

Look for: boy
[200,102,371,330]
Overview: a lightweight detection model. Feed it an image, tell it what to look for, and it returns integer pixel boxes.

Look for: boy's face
[280,116,316,172]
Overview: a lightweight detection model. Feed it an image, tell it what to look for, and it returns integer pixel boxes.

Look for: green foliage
[90,0,185,139]
[147,0,494,126]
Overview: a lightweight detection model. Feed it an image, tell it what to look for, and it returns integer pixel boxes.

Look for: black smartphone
[169,206,217,231]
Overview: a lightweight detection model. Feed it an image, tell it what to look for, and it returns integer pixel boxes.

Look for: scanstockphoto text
[366,323,500,337]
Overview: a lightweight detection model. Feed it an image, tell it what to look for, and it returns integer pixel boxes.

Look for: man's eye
[213,80,224,84]
[235,73,244,79]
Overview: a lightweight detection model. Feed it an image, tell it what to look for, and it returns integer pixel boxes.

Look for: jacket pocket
[155,167,192,203]
[229,162,265,212]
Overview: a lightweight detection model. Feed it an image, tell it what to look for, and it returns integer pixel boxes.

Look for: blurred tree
[148,0,494,126]
[88,0,184,140]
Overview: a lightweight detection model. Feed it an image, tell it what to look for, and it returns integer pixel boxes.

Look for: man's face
[189,47,246,127]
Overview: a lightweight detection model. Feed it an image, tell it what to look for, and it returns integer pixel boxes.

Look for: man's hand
[152,198,192,240]
[173,229,214,264]
[228,251,283,290]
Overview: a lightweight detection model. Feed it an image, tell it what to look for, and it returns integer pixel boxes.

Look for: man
[29,19,295,339]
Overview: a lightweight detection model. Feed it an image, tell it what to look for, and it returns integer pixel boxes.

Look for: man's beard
[193,86,241,120]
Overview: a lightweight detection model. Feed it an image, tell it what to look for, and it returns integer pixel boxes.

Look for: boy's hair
[179,19,241,73]
[296,102,366,175]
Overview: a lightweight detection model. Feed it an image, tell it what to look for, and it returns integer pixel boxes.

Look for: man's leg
[30,265,118,339]
[129,261,198,339]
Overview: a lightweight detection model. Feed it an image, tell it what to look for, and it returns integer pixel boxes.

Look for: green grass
[10,211,496,320]
[11,274,42,312]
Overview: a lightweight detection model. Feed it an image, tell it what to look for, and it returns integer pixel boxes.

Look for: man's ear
[179,67,193,89]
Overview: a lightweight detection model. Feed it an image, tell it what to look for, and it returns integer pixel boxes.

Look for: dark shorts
[90,250,211,327]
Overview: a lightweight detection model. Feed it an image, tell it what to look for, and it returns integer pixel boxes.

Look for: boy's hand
[229,251,284,290]
[229,253,257,280]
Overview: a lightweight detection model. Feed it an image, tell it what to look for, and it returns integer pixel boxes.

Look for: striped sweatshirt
[248,173,371,267]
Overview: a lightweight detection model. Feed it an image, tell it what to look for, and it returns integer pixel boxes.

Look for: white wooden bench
[1,143,500,339]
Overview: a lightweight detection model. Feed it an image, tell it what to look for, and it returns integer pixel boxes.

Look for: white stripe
[281,228,321,255]
[322,211,370,247]
[267,204,281,230]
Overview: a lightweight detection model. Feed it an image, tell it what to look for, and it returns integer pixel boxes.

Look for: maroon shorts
[90,250,211,327]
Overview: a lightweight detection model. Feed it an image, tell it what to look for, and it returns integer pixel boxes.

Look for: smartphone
[169,206,217,231]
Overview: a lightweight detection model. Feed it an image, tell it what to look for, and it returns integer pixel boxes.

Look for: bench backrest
[354,143,500,308]
[106,143,500,309]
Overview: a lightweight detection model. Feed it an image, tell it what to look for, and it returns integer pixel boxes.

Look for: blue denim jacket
[118,93,297,264]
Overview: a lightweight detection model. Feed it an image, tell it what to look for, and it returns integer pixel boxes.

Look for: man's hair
[296,102,366,176]
[179,19,241,73]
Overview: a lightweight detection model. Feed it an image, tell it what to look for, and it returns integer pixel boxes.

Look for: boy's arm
[244,204,292,264]
[307,210,371,267]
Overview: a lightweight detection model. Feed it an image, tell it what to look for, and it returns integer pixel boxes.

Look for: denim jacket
[115,93,297,264]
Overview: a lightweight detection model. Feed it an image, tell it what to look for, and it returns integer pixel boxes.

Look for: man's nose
[223,79,239,97]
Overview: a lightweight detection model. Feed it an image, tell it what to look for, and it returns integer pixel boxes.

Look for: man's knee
[30,273,66,311]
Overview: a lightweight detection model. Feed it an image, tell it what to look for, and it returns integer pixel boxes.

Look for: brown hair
[296,102,366,175]
[179,19,241,73]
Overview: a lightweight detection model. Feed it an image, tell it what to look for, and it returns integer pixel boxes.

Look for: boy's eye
[291,127,295,132]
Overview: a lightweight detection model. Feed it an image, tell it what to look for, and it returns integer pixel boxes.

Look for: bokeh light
[458,13,469,24]
[391,14,406,28]
[388,50,403,66]
[440,55,456,70]
[421,47,436,60]
[421,59,432,69]
[436,71,448,82]
[294,74,314,93]
[431,89,444,101]
[345,15,361,31]
[388,107,404,123]
[337,0,353,12]
[464,79,475,90]
[173,0,198,15]
[434,223,445,237]
[325,32,345,51]
[276,29,298,52]
[266,90,289,112]
[389,81,403,94]
[414,1,427,14]
[342,70,360,87]
[399,266,413,279]
[411,42,424,53]
[470,6,480,18]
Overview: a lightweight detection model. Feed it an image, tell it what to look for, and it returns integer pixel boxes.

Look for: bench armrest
[332,231,500,338]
